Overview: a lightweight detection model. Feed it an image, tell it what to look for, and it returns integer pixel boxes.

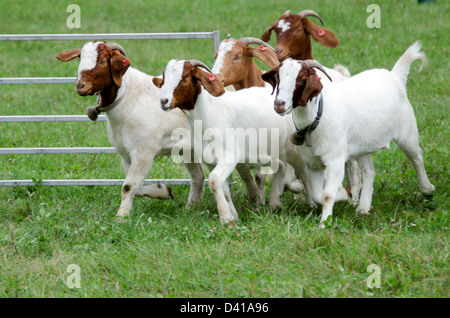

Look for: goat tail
[391,41,427,86]
[333,64,351,78]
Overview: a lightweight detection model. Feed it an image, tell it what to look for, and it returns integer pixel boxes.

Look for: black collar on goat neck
[289,93,323,147]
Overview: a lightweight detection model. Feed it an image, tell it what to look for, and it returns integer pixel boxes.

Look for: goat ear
[299,72,323,106]
[261,21,277,42]
[261,67,279,95]
[303,19,339,48]
[56,49,81,62]
[249,46,279,69]
[152,76,164,88]
[110,49,131,87]
[193,68,225,97]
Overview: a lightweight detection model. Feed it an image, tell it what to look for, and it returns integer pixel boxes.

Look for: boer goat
[262,10,361,201]
[57,41,205,217]
[262,42,435,227]
[212,36,308,203]
[153,59,313,224]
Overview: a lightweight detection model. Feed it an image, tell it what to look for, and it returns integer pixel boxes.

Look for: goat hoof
[356,206,371,215]
[114,216,129,223]
[226,221,236,228]
[116,208,130,218]
[421,184,435,196]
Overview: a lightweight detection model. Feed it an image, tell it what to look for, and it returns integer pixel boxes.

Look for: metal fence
[0,32,221,187]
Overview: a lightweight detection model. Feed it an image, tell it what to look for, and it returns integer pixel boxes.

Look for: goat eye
[295,29,302,34]
[233,56,241,61]
[99,60,107,66]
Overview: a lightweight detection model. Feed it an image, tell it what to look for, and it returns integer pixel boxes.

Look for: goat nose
[160,99,168,107]
[275,48,283,55]
[274,100,286,113]
[76,83,85,90]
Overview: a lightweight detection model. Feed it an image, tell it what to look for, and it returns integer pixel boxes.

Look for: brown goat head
[212,37,279,90]
[57,41,130,99]
[261,10,339,62]
[153,59,225,112]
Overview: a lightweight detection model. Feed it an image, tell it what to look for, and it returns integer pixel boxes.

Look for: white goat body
[270,42,435,226]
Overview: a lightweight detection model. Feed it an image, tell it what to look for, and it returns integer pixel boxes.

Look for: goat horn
[302,59,332,82]
[105,42,127,56]
[283,10,291,15]
[239,37,275,52]
[188,60,213,73]
[296,10,324,25]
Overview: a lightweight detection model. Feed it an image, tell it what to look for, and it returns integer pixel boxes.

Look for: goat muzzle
[274,100,286,114]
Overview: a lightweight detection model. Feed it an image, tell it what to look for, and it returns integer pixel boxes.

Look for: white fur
[211,39,235,74]
[160,59,184,107]
[278,19,291,33]
[77,42,101,81]
[275,42,435,227]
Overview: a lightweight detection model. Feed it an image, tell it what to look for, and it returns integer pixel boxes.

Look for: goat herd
[56,10,435,228]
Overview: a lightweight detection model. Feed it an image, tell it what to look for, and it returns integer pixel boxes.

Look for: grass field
[0,0,448,298]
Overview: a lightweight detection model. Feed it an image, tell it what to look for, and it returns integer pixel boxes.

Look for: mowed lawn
[0,0,448,298]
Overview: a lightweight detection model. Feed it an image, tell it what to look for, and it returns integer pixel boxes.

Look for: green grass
[0,0,448,298]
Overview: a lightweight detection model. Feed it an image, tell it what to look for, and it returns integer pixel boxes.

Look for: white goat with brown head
[262,10,362,202]
[153,59,314,224]
[57,41,205,218]
[212,36,308,204]
[262,42,435,227]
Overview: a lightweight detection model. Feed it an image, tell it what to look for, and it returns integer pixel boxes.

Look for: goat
[56,41,205,218]
[262,9,362,201]
[262,42,435,227]
[153,59,313,224]
[211,36,308,204]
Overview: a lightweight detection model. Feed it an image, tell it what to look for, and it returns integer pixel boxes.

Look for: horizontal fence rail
[0,179,209,187]
[0,77,75,84]
[0,32,222,187]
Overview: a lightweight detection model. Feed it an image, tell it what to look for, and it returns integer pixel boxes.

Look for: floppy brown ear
[152,77,164,88]
[193,68,225,97]
[261,21,277,43]
[56,49,81,62]
[261,66,280,95]
[110,49,131,87]
[249,46,280,68]
[303,19,339,48]
[299,71,323,106]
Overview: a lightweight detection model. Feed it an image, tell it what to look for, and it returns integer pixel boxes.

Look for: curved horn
[297,10,324,25]
[105,42,127,56]
[302,59,332,82]
[239,37,275,52]
[283,10,291,16]
[188,59,213,73]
